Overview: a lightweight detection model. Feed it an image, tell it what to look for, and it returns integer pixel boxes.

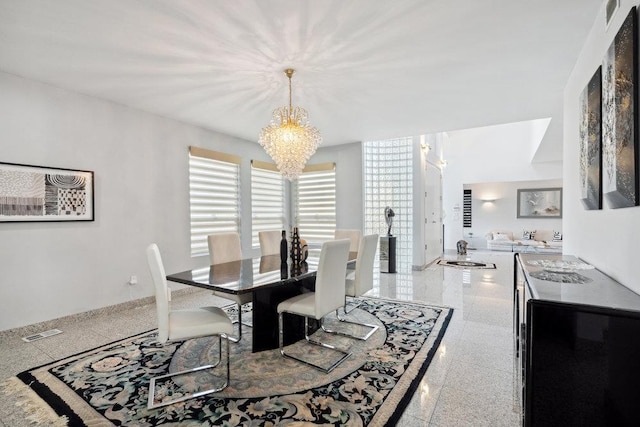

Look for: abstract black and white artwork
[579,66,603,210]
[0,162,94,222]
[602,7,639,208]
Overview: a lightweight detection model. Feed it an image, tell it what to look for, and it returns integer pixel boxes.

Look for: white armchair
[146,244,233,409]
[277,239,352,373]
[208,232,252,342]
[323,234,379,340]
[334,229,362,253]
[258,230,282,256]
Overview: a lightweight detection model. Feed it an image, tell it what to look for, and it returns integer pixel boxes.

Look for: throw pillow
[522,230,536,240]
[493,233,510,241]
[553,231,563,241]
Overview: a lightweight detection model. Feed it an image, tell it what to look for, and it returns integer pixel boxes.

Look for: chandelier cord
[287,71,293,123]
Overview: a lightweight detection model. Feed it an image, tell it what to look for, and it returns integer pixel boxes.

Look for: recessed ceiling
[0,0,602,150]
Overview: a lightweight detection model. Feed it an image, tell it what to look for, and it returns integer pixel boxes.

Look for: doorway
[424,162,443,264]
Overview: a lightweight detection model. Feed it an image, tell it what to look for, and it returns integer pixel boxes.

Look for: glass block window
[188,147,241,256]
[363,137,414,279]
[251,161,285,249]
[293,163,336,244]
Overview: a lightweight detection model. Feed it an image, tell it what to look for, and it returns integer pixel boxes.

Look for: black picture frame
[517,188,563,219]
[0,162,95,222]
[602,7,639,208]
[579,66,603,210]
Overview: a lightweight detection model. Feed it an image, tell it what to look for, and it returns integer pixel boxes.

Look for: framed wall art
[602,6,639,208]
[0,162,94,222]
[579,66,603,210]
[517,188,562,219]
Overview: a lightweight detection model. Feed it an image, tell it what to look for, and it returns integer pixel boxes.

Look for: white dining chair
[146,243,233,409]
[259,230,282,256]
[277,239,352,373]
[208,232,252,342]
[334,229,362,253]
[322,234,379,340]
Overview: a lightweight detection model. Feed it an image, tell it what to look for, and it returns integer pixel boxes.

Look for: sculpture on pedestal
[384,206,395,236]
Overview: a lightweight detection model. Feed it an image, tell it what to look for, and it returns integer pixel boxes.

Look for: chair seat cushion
[213,291,252,305]
[168,306,234,341]
[277,292,318,319]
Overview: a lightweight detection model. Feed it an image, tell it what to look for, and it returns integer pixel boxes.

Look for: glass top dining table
[166,250,356,352]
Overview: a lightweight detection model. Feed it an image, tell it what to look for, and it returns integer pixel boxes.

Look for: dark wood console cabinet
[514,254,640,426]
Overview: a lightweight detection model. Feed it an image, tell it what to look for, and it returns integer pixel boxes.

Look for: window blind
[189,147,241,256]
[251,160,285,248]
[293,163,336,244]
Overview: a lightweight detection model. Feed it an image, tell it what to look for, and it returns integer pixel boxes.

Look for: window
[363,138,413,277]
[463,189,472,228]
[293,163,336,244]
[251,160,285,248]
[188,146,240,256]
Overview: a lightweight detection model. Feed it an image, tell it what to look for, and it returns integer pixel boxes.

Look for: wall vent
[22,329,63,343]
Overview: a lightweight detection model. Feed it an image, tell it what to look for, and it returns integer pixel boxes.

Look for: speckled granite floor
[0,250,520,426]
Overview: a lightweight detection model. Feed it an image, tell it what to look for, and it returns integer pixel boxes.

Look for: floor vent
[22,329,63,343]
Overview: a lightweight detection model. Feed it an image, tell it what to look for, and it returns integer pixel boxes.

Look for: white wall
[563,1,639,292]
[0,71,363,331]
[442,121,563,250]
[308,142,363,231]
[464,180,563,248]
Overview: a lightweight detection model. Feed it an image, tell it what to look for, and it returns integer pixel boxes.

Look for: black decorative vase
[279,230,288,264]
[290,227,302,265]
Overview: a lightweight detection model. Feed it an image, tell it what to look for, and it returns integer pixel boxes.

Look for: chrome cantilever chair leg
[227,304,252,343]
[278,313,351,373]
[320,297,379,341]
[147,334,230,409]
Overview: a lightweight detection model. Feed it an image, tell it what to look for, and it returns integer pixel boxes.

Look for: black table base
[252,276,318,353]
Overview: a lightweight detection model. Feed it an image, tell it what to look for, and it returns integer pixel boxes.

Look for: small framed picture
[0,162,94,222]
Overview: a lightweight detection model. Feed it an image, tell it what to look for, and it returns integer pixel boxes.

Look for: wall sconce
[440,159,448,168]
[420,142,432,152]
[481,199,496,203]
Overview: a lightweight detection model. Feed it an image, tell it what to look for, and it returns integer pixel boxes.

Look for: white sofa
[485,230,562,253]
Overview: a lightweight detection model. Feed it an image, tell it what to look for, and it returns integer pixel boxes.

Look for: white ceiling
[0,0,602,153]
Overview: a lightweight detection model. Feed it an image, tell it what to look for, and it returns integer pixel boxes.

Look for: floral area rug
[5,297,452,426]
[437,259,497,269]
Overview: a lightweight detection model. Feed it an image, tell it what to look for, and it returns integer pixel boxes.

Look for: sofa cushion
[493,232,512,241]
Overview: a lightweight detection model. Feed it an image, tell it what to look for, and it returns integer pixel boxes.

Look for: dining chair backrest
[208,232,242,265]
[353,234,379,297]
[259,230,281,256]
[334,229,362,253]
[315,239,351,318]
[146,243,170,344]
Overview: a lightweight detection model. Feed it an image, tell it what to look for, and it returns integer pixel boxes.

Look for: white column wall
[563,1,639,292]
[306,142,363,231]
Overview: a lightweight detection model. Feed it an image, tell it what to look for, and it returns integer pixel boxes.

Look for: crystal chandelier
[259,69,322,180]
